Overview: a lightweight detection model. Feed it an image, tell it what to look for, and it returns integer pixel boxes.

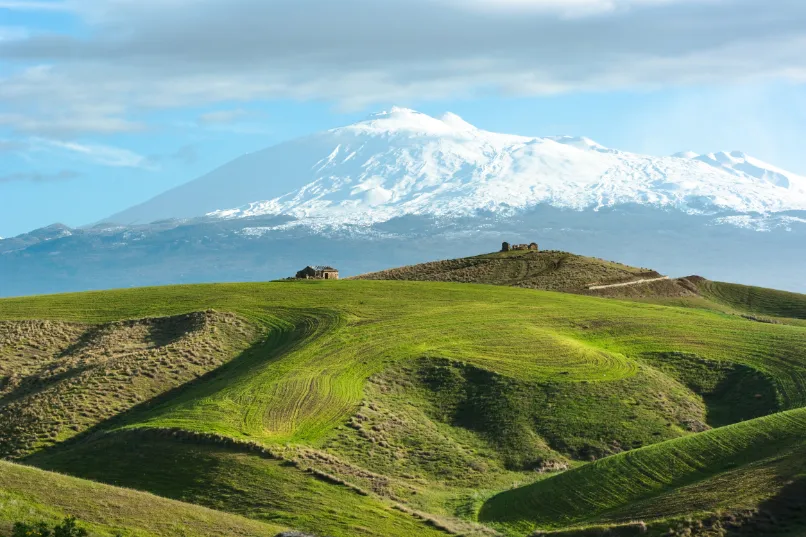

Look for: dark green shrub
[54,517,88,537]
[12,521,52,537]
[9,517,88,537]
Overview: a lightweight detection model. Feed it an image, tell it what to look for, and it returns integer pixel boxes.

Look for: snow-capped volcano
[110,107,806,227]
[8,107,806,297]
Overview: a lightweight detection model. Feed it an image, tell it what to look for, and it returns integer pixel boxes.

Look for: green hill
[1,273,805,536]
[0,459,286,536]
[353,250,806,324]
[679,276,806,320]
[479,407,806,535]
[0,312,258,458]
[353,250,689,298]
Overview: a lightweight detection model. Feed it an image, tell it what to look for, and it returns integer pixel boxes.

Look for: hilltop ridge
[353,248,693,299]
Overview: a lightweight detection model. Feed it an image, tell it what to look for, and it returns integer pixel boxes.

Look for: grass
[681,276,806,320]
[325,357,710,479]
[353,250,806,324]
[640,351,779,427]
[0,459,287,537]
[353,250,679,297]
[2,278,806,535]
[28,430,450,537]
[3,281,805,441]
[0,312,257,458]
[478,407,806,534]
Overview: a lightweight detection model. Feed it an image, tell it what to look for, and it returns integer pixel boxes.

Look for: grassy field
[681,276,806,320]
[29,431,451,537]
[1,277,805,536]
[354,249,806,322]
[0,459,286,536]
[479,407,806,534]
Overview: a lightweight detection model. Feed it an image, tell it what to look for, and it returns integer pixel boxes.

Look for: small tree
[54,517,88,537]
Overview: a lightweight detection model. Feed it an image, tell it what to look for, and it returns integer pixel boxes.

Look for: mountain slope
[5,108,806,299]
[107,107,806,227]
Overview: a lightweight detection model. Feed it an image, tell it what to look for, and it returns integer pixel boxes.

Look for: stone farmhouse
[501,241,539,252]
[296,266,340,280]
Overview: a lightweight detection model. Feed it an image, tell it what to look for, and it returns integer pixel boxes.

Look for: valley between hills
[1,249,806,537]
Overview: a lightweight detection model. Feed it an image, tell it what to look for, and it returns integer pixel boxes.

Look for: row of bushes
[4,517,89,537]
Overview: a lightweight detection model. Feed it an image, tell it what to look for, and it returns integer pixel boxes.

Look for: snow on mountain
[108,107,806,228]
[672,151,700,159]
[685,150,800,190]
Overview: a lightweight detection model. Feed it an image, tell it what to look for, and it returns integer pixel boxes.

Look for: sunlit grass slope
[3,280,805,446]
[479,407,806,535]
[0,459,286,537]
[681,276,806,320]
[2,279,806,536]
[29,431,449,537]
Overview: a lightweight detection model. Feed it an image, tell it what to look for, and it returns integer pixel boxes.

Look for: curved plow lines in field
[129,296,806,450]
[126,304,644,446]
[5,281,805,460]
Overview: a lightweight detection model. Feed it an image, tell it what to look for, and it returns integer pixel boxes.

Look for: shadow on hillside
[23,308,333,465]
[705,365,781,427]
[640,351,781,428]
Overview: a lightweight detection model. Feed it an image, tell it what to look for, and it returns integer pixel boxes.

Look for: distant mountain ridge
[108,107,806,229]
[4,108,806,298]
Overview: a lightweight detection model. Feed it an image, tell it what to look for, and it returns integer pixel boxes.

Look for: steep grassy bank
[680,276,806,320]
[29,430,451,537]
[0,460,286,537]
[0,312,257,458]
[479,408,806,534]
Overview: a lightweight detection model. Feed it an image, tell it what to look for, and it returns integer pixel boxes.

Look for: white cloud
[32,138,152,168]
[0,0,803,134]
[455,0,697,17]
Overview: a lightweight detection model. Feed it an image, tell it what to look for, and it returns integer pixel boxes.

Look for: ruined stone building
[501,242,539,252]
[296,266,340,280]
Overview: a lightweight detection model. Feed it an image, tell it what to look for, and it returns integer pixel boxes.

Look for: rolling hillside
[1,273,805,536]
[354,250,806,322]
[479,408,806,534]
[678,276,806,320]
[352,249,691,298]
[0,459,287,537]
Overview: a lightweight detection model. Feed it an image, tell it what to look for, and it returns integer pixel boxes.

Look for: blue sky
[1,0,805,238]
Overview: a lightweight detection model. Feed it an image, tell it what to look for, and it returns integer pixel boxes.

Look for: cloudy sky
[1,0,805,237]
